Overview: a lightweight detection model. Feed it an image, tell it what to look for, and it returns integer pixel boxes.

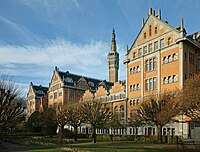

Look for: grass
[25,141,181,152]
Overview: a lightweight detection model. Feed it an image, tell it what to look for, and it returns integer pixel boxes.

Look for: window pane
[149,59,152,71]
[160,38,165,48]
[149,43,152,53]
[149,78,153,90]
[153,58,156,70]
[143,46,147,54]
[154,41,158,51]
[146,79,149,91]
[146,60,149,72]
[153,77,156,90]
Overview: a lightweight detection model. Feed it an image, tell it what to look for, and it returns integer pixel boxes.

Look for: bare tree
[136,93,181,143]
[128,112,145,141]
[0,75,25,133]
[180,74,200,121]
[64,103,84,141]
[56,107,68,139]
[80,99,112,143]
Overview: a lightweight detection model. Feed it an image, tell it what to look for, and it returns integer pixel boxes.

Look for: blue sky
[0,0,199,95]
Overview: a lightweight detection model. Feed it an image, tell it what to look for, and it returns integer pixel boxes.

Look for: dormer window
[88,81,94,87]
[65,77,73,83]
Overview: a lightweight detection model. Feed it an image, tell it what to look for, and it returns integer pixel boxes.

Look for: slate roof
[32,83,48,97]
[57,70,113,91]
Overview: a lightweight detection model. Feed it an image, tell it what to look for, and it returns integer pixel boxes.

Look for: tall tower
[108,28,119,83]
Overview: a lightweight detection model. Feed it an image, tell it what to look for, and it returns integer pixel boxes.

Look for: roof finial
[180,18,184,31]
[126,45,129,55]
[157,9,161,19]
[142,18,145,27]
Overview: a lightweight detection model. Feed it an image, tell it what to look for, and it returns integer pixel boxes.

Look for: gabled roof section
[30,82,48,98]
[55,67,113,91]
[128,8,181,54]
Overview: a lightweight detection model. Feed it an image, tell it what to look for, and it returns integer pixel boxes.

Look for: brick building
[123,8,200,137]
[48,66,113,110]
[27,82,48,117]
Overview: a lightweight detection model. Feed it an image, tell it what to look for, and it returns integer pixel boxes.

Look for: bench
[177,139,200,152]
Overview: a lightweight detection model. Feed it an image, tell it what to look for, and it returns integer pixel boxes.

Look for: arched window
[130,68,132,74]
[133,52,136,59]
[144,32,147,39]
[130,85,133,92]
[149,25,152,36]
[169,55,173,62]
[133,67,136,73]
[133,84,136,91]
[120,106,124,121]
[164,57,168,64]
[155,27,158,34]
[114,106,118,119]
[168,76,172,83]
[163,77,168,84]
[137,66,140,72]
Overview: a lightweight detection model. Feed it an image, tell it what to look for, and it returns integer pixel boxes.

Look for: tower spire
[111,28,116,52]
[108,28,119,83]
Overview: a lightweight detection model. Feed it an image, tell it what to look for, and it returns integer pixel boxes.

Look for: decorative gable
[128,14,181,60]
[76,77,89,90]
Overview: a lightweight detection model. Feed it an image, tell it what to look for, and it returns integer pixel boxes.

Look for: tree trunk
[157,125,163,143]
[60,125,64,139]
[92,126,97,143]
[74,126,78,141]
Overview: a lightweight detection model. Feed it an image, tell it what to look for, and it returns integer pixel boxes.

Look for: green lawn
[26,141,181,152]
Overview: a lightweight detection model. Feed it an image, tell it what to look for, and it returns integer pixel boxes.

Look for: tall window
[120,106,124,121]
[143,46,147,54]
[155,27,158,34]
[145,79,149,91]
[154,41,158,51]
[133,52,136,58]
[146,60,149,72]
[144,32,147,39]
[54,92,57,99]
[114,106,118,119]
[149,59,153,71]
[153,58,156,70]
[153,77,156,90]
[138,48,142,57]
[149,25,152,36]
[167,37,171,45]
[149,78,153,90]
[149,43,153,53]
[160,38,165,48]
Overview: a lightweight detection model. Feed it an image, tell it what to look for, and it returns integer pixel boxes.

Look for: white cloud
[0,38,107,67]
[0,38,126,81]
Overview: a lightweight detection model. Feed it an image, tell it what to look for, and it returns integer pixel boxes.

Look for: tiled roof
[57,70,113,91]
